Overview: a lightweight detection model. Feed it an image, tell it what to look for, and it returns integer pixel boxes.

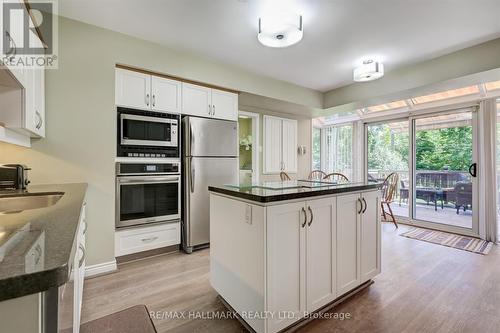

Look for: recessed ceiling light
[353,60,384,82]
[258,13,303,48]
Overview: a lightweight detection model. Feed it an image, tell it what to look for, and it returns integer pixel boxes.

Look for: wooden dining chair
[308,170,327,180]
[381,172,399,228]
[323,172,349,183]
[280,171,291,181]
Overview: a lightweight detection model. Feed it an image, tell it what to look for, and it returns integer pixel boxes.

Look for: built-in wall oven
[117,107,179,158]
[116,161,180,228]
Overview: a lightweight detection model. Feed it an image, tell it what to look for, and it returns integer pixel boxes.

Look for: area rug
[400,228,493,255]
[80,304,157,333]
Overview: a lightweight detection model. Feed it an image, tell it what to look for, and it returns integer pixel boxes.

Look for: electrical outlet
[245,204,252,225]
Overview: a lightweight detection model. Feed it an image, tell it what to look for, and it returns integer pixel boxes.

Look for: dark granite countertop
[209,180,381,204]
[0,183,87,301]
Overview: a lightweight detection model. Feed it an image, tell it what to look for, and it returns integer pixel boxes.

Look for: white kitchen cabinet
[266,202,306,333]
[73,203,86,333]
[211,189,380,333]
[336,193,361,295]
[24,66,45,137]
[181,82,211,117]
[151,76,182,113]
[182,82,238,121]
[211,89,238,121]
[263,115,297,174]
[115,222,181,257]
[360,191,381,283]
[115,69,151,110]
[306,197,337,311]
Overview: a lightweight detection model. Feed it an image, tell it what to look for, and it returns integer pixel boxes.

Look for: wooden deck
[391,203,472,229]
[81,224,499,333]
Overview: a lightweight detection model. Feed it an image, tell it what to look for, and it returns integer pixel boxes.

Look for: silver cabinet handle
[5,31,16,57]
[212,104,215,116]
[83,221,88,235]
[141,236,158,243]
[190,156,195,193]
[152,94,156,107]
[301,207,307,228]
[34,244,42,265]
[35,111,42,129]
[362,198,367,214]
[78,244,86,268]
[307,206,313,226]
[208,104,211,115]
[146,93,150,106]
[357,198,363,214]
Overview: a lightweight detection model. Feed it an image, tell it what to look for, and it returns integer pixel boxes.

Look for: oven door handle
[118,176,180,184]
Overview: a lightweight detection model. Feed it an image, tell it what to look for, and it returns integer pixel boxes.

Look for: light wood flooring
[81,223,500,333]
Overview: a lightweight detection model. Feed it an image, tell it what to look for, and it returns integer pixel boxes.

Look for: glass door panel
[413,111,476,229]
[366,120,409,217]
[324,124,354,180]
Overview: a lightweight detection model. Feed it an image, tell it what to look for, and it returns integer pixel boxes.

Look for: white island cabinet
[210,184,381,333]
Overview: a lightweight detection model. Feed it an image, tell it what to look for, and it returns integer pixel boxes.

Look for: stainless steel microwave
[120,113,178,147]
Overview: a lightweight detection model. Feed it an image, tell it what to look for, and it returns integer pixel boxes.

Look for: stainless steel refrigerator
[182,116,238,253]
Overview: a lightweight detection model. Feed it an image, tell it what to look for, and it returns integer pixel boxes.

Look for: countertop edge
[208,183,381,203]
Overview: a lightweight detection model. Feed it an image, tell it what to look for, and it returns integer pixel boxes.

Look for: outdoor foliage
[367,124,472,172]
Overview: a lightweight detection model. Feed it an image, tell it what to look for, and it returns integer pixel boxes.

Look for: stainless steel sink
[0,192,64,213]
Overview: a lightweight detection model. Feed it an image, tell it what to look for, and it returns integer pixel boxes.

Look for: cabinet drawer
[115,222,180,256]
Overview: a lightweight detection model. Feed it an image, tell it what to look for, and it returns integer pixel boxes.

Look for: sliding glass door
[323,124,354,180]
[366,120,409,217]
[365,108,479,233]
[412,111,477,232]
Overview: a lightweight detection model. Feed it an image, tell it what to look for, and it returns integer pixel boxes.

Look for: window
[486,80,500,91]
[323,124,353,179]
[312,127,321,170]
[411,86,479,104]
[366,100,408,113]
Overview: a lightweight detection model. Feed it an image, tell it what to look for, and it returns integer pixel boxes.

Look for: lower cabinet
[210,189,381,333]
[266,197,337,333]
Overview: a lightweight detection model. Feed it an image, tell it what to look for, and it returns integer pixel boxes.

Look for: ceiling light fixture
[353,60,384,82]
[258,13,303,48]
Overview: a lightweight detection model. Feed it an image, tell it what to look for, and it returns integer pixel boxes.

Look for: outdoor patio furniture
[323,172,349,183]
[308,170,327,180]
[381,172,399,228]
[399,186,444,211]
[399,180,409,205]
[280,171,291,181]
[454,182,472,214]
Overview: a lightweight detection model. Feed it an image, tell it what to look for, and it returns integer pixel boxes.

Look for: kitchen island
[209,180,381,333]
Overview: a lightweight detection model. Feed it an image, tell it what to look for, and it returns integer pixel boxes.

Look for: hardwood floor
[81,223,500,333]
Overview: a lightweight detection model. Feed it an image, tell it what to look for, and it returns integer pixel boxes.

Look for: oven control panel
[117,162,180,175]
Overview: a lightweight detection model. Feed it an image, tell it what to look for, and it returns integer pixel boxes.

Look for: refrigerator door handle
[190,157,195,193]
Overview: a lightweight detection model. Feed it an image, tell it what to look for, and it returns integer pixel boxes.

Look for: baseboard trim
[85,260,117,278]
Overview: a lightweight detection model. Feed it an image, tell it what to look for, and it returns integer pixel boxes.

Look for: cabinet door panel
[115,69,150,110]
[281,119,297,173]
[267,202,306,333]
[263,116,282,174]
[360,191,381,283]
[306,197,336,311]
[151,76,181,113]
[211,89,238,121]
[336,194,360,295]
[182,83,211,117]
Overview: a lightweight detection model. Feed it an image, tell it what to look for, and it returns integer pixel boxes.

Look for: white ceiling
[59,0,500,92]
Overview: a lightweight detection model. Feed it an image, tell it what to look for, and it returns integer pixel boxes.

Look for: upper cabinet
[116,68,238,121]
[263,115,297,174]
[182,82,238,121]
[115,68,181,114]
[0,3,46,139]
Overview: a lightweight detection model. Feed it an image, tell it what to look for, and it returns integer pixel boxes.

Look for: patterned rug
[400,228,493,255]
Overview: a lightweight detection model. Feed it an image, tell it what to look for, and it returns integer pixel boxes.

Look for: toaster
[0,164,31,189]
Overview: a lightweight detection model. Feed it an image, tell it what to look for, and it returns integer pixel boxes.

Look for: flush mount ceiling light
[353,60,384,82]
[258,13,303,48]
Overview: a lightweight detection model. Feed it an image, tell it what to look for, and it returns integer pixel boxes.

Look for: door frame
[409,107,479,236]
[363,107,480,237]
[238,111,260,183]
